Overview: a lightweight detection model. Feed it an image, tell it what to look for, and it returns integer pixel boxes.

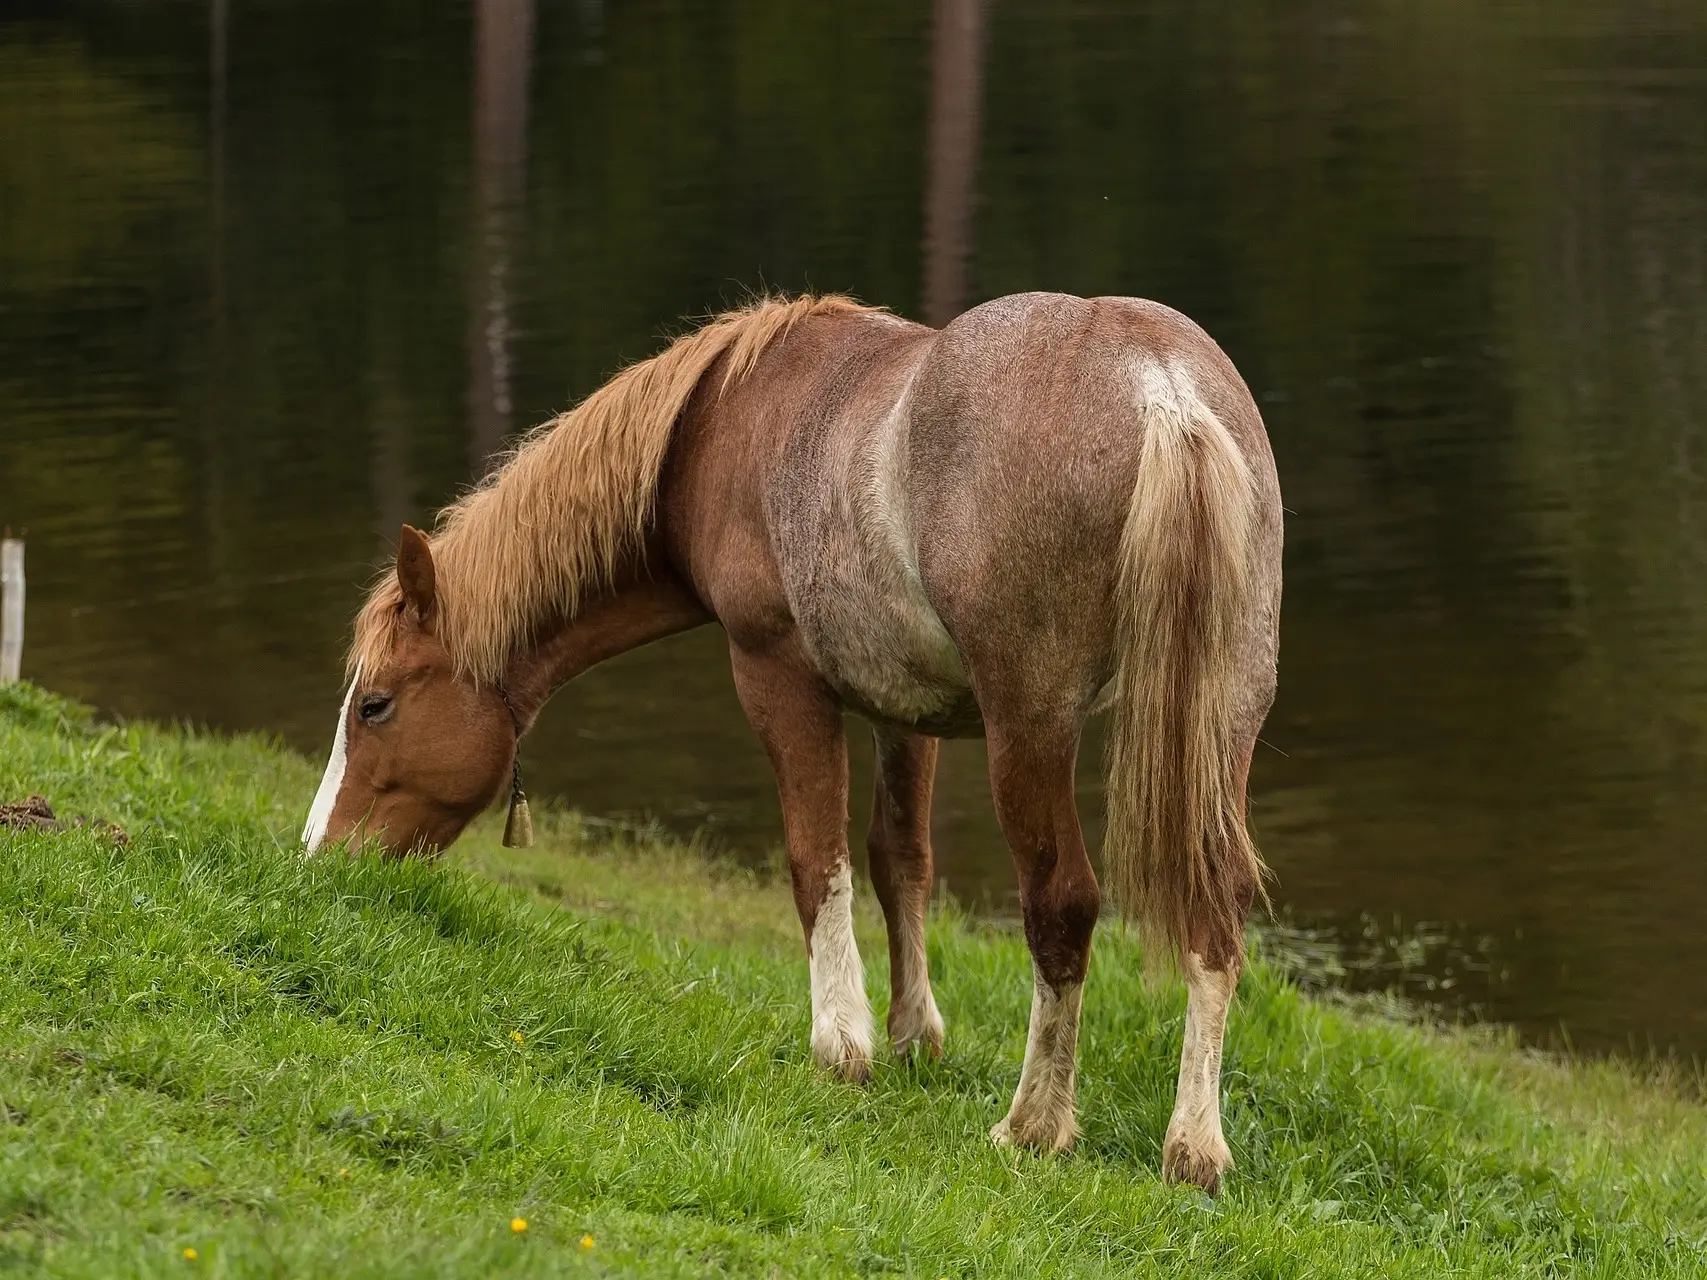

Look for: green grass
[0,681,1704,1277]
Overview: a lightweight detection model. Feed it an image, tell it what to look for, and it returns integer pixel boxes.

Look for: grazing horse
[303,292,1281,1192]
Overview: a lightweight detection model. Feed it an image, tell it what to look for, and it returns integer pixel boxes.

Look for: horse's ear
[396,525,437,620]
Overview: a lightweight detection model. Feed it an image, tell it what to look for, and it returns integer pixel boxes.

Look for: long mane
[350,293,873,684]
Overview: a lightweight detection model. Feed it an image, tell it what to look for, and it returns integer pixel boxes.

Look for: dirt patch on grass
[0,794,129,845]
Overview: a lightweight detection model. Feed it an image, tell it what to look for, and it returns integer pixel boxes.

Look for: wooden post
[922,0,987,328]
[468,0,536,472]
[0,537,21,684]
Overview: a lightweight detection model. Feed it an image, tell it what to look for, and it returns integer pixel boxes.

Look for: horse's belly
[838,675,985,739]
[797,573,981,736]
[862,691,986,739]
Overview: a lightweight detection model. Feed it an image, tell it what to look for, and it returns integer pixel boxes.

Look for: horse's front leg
[868,729,945,1058]
[730,642,873,1082]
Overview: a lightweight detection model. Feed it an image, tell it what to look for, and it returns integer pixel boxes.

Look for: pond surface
[4,1,1707,1056]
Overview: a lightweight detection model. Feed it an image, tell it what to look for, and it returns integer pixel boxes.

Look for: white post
[1,538,23,684]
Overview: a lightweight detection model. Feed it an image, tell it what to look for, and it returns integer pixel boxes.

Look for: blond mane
[348,293,872,684]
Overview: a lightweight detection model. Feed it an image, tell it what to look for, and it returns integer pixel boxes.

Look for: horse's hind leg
[867,730,944,1058]
[1163,950,1239,1191]
[1162,734,1258,1193]
[984,717,1100,1150]
[729,643,874,1082]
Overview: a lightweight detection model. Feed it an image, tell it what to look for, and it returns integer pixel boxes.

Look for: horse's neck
[501,559,709,731]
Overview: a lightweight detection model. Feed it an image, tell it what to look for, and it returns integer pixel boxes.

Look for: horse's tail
[1103,381,1266,966]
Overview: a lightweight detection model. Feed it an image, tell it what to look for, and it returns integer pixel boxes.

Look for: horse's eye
[358,692,395,724]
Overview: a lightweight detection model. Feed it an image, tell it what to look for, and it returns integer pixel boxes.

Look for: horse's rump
[898,294,1279,960]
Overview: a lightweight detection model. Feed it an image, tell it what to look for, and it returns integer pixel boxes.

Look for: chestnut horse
[303,293,1281,1192]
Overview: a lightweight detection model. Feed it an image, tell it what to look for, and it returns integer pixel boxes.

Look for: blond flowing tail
[1104,383,1265,965]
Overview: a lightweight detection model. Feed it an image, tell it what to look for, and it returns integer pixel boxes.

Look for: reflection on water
[2,1,1706,1056]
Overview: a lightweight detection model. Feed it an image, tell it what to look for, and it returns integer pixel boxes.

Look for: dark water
[4,1,1707,1057]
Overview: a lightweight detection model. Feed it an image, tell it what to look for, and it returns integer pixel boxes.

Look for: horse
[302,291,1281,1193]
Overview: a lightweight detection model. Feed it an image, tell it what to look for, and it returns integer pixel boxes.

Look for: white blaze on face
[302,672,359,852]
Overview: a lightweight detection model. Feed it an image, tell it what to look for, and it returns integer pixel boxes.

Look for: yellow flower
[182,1247,198,1261]
[510,1217,529,1234]
[580,1234,595,1250]
[509,1030,524,1045]
[337,1167,350,1179]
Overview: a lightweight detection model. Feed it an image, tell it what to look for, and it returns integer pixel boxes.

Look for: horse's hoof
[812,1028,873,1083]
[889,1014,944,1061]
[989,1107,1077,1152]
[1161,1130,1232,1195]
[831,1057,871,1084]
[892,1032,942,1061]
[839,1048,874,1084]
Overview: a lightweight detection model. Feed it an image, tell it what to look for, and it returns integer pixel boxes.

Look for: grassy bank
[0,682,1703,1277]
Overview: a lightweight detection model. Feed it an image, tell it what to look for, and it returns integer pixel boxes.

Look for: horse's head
[302,526,517,856]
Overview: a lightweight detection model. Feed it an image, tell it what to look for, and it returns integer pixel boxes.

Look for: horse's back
[910,292,1272,537]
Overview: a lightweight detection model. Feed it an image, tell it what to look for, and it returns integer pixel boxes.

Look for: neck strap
[495,685,534,848]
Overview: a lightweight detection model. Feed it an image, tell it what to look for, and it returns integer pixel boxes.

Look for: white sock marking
[302,673,358,852]
[992,974,1083,1149]
[808,860,873,1074]
[1165,952,1236,1170]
